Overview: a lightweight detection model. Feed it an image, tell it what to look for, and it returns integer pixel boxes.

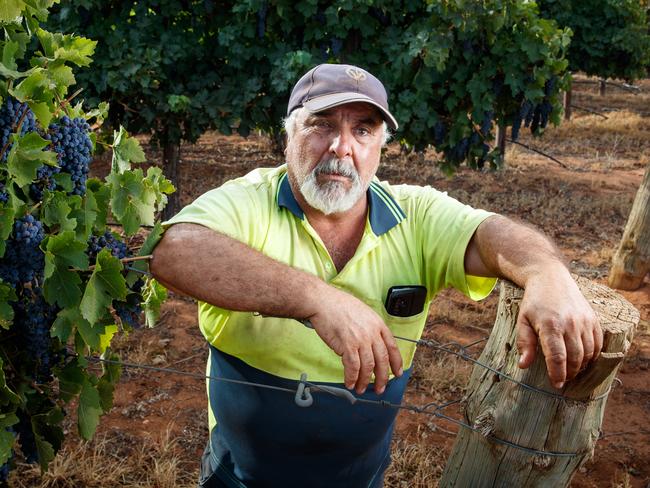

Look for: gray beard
[299,158,366,215]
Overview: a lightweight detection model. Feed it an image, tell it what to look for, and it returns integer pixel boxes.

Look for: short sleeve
[414,188,497,300]
[163,179,267,250]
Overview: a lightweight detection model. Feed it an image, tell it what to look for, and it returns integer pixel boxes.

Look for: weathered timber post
[440,276,638,488]
[609,163,650,290]
[495,124,507,162]
[563,88,572,121]
[599,79,606,96]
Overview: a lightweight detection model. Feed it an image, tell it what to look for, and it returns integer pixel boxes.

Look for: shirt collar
[277,171,406,236]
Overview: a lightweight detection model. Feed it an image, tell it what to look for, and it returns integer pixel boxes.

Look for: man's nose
[329,129,353,159]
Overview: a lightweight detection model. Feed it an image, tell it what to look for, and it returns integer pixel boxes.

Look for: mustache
[312,158,358,180]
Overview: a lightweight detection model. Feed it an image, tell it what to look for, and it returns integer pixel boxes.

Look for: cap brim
[303,92,399,130]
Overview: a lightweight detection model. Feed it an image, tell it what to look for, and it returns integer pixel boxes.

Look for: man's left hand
[515,268,603,389]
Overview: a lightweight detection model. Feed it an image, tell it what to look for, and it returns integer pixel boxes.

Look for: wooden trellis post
[609,163,650,290]
[440,277,639,488]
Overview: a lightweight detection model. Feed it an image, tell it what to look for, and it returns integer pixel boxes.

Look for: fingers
[579,327,595,371]
[355,345,376,394]
[537,322,568,389]
[516,318,538,369]
[383,329,404,380]
[341,330,403,395]
[563,326,584,381]
[342,349,361,391]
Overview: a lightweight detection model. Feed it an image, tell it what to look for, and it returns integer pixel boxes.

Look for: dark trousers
[198,441,386,488]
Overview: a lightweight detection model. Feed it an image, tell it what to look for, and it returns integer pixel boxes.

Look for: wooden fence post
[563,88,572,121]
[495,124,507,162]
[609,163,650,290]
[440,277,638,488]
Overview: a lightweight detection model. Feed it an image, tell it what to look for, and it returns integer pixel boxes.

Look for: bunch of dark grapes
[433,121,446,146]
[511,77,557,140]
[479,111,494,137]
[0,215,45,287]
[86,230,128,263]
[0,97,37,163]
[115,277,144,329]
[14,288,60,381]
[114,298,143,329]
[511,100,533,141]
[45,116,92,196]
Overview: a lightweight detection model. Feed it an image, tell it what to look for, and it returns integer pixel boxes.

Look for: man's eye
[356,127,371,136]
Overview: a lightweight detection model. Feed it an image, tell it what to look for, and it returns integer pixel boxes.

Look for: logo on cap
[345,67,367,81]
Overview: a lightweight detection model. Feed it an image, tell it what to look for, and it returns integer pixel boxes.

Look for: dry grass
[13,427,198,488]
[384,429,447,488]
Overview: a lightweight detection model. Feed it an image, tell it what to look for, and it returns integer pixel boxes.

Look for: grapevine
[0,1,173,481]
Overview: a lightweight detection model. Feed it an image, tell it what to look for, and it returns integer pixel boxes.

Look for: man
[151,64,602,488]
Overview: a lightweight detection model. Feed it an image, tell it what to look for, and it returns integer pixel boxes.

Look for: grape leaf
[78,380,102,440]
[43,255,82,308]
[57,361,84,403]
[0,202,15,257]
[0,358,19,406]
[0,0,22,23]
[87,179,109,229]
[0,282,17,329]
[52,307,97,347]
[96,355,121,411]
[139,222,165,257]
[6,132,57,187]
[44,231,88,269]
[106,170,147,234]
[27,100,52,127]
[80,249,127,326]
[98,324,118,353]
[142,278,167,328]
[71,188,98,241]
[32,409,64,471]
[42,191,77,231]
[112,126,146,174]
[2,39,19,71]
[0,427,15,466]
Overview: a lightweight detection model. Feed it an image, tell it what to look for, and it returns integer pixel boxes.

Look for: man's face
[285,102,384,215]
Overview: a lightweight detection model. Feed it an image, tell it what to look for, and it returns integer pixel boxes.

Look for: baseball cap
[287,64,398,130]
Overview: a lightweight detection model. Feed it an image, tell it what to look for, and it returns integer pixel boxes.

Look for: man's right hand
[307,287,403,395]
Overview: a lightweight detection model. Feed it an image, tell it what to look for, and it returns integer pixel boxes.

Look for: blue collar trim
[277,172,304,219]
[277,172,406,236]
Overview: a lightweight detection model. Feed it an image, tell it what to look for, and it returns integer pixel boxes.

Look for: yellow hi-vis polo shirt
[166,163,497,380]
[164,164,496,487]
[166,163,495,383]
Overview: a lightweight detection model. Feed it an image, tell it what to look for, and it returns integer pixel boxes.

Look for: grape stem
[73,254,153,272]
[53,88,84,118]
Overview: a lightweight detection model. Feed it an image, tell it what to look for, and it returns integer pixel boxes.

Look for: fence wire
[82,329,620,459]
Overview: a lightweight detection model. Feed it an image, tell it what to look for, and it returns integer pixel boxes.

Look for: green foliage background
[49,0,571,180]
[539,0,650,81]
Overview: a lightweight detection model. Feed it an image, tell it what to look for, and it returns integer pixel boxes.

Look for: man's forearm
[150,223,330,320]
[466,214,602,388]
[150,222,404,393]
[468,215,570,285]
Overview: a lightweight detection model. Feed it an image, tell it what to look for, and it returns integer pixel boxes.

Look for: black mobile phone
[384,285,427,317]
